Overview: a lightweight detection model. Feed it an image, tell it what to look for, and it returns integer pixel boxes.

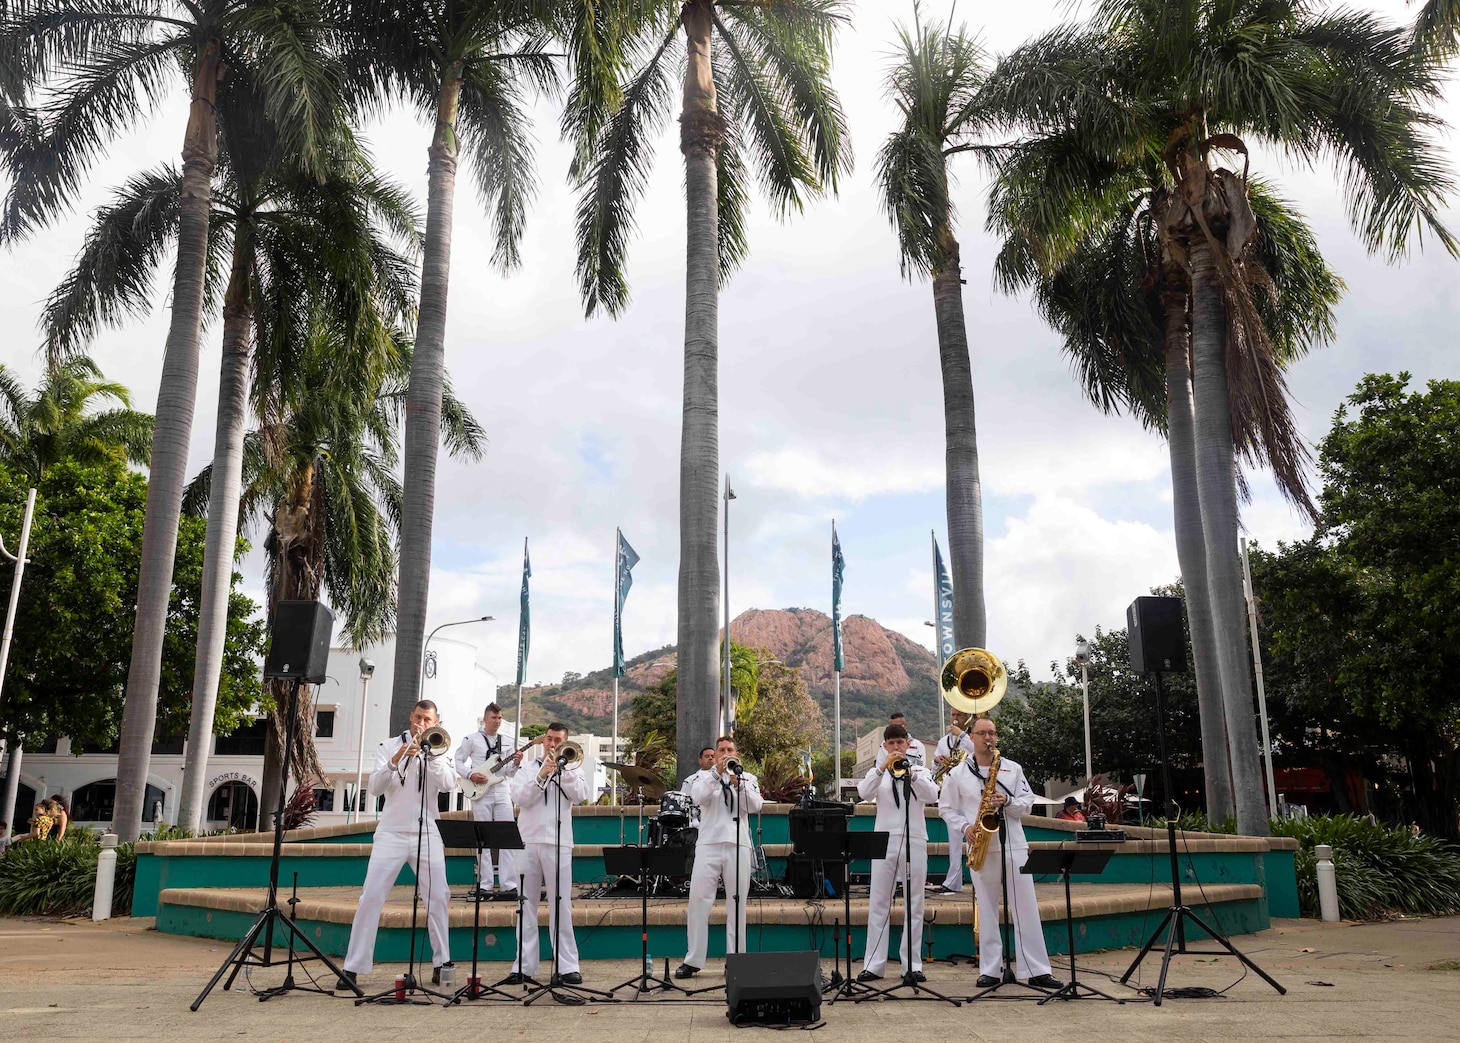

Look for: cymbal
[605,762,668,796]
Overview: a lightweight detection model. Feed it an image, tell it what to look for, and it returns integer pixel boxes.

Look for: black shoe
[856,970,882,982]
[431,962,454,985]
[928,884,957,894]
[975,974,1000,988]
[673,963,700,979]
[560,971,583,985]
[502,972,527,986]
[1027,974,1063,990]
[468,885,491,900]
[494,888,519,902]
[909,970,927,982]
[335,970,357,993]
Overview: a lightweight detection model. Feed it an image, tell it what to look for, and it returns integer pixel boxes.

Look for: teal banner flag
[516,538,531,686]
[932,533,955,660]
[832,522,845,672]
[613,530,640,677]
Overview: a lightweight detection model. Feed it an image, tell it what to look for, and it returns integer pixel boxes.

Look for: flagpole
[932,531,944,737]
[832,519,842,798]
[515,537,528,738]
[612,528,620,808]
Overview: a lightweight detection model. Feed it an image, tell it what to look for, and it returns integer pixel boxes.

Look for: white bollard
[1315,843,1340,922]
[92,832,119,922]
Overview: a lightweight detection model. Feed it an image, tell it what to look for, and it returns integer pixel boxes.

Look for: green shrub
[0,833,134,917]
[1272,815,1460,920]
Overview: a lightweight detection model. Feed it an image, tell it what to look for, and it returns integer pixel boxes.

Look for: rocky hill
[506,608,944,742]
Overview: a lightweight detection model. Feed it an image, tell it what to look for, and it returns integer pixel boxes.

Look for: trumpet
[886,755,911,779]
[419,725,451,758]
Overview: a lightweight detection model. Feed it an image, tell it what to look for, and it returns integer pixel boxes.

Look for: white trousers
[683,842,751,968]
[470,787,517,890]
[943,844,967,891]
[863,834,926,975]
[344,829,450,975]
[971,844,1052,980]
[512,842,578,975]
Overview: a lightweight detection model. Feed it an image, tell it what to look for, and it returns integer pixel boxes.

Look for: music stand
[603,846,698,998]
[797,829,888,1003]
[1020,847,1125,1004]
[436,820,524,1004]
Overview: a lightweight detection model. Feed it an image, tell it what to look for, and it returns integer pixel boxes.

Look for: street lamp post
[350,657,375,825]
[420,615,495,696]
[1076,637,1093,783]
[722,475,736,735]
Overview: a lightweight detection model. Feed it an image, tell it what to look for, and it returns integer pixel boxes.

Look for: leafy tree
[570,0,851,781]
[733,660,825,770]
[0,357,151,482]
[1252,374,1460,838]
[0,459,264,748]
[980,0,1457,835]
[876,14,989,651]
[625,668,678,758]
[1,0,346,843]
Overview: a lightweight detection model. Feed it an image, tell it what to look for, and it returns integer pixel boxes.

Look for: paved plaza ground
[1,912,1457,1042]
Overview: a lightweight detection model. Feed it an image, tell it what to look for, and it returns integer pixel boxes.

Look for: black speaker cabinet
[725,950,821,1025]
[1126,595,1187,674]
[263,600,335,683]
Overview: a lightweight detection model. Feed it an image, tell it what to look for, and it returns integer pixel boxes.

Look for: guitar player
[453,702,525,899]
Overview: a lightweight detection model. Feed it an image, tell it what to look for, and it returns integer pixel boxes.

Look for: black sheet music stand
[796,829,888,1003]
[435,820,524,1004]
[1020,847,1125,1004]
[602,846,699,998]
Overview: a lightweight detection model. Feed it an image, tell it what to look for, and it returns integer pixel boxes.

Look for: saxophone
[964,747,1001,872]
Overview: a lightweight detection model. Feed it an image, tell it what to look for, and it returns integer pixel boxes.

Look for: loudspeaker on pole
[263,600,335,684]
[1126,596,1187,674]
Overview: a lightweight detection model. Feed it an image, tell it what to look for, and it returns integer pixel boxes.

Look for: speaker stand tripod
[192,677,359,1009]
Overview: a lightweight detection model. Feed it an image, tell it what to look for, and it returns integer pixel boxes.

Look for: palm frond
[457,50,542,272]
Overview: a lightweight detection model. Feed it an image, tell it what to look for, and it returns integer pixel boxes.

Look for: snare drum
[657,790,696,830]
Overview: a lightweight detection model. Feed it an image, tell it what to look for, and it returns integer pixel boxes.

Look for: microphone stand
[358,743,452,1006]
[523,757,614,1006]
[859,766,959,1006]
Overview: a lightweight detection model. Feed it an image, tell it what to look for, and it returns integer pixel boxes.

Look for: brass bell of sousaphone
[940,647,1008,715]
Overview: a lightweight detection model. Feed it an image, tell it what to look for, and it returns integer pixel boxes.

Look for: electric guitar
[460,735,544,801]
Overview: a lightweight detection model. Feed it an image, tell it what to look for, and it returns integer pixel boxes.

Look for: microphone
[725,758,743,777]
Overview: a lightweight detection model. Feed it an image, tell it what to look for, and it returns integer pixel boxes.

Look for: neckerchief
[968,758,1014,798]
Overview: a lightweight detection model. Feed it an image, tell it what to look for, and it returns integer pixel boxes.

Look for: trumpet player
[938,715,1061,991]
[930,709,977,894]
[339,700,456,991]
[675,736,764,979]
[858,724,939,981]
[505,723,588,985]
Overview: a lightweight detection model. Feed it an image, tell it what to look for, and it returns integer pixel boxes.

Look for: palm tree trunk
[1189,235,1269,837]
[178,223,254,833]
[112,41,222,842]
[675,0,723,784]
[1162,278,1234,821]
[931,232,985,649]
[389,63,464,736]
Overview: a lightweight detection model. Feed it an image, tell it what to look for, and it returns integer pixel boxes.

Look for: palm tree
[45,132,421,832]
[982,0,1456,835]
[0,1,345,842]
[989,170,1344,819]
[571,0,850,780]
[875,16,989,651]
[184,316,484,827]
[329,0,598,738]
[1414,0,1460,55]
[0,357,151,482]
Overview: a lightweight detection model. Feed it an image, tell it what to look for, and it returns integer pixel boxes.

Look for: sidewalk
[1,913,1456,1041]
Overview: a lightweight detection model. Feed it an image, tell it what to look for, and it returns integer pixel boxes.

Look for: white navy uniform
[508,752,589,976]
[682,767,764,969]
[932,729,977,891]
[858,759,940,977]
[344,733,456,976]
[938,755,1053,981]
[453,729,519,892]
[875,736,929,770]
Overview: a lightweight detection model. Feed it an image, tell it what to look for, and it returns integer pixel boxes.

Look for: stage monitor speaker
[725,950,821,1025]
[263,600,335,683]
[1126,595,1187,674]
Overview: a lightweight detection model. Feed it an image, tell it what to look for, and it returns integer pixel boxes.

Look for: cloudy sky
[2,0,1456,697]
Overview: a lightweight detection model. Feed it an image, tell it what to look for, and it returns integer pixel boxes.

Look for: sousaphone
[939,647,1008,715]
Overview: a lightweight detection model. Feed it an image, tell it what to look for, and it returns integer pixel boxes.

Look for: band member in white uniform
[858,724,939,981]
[931,709,977,893]
[675,736,764,978]
[339,700,456,990]
[505,723,588,985]
[938,716,1062,990]
[453,701,524,898]
[681,746,716,789]
[883,712,928,768]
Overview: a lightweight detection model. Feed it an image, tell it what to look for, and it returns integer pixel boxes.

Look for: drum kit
[604,762,700,896]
